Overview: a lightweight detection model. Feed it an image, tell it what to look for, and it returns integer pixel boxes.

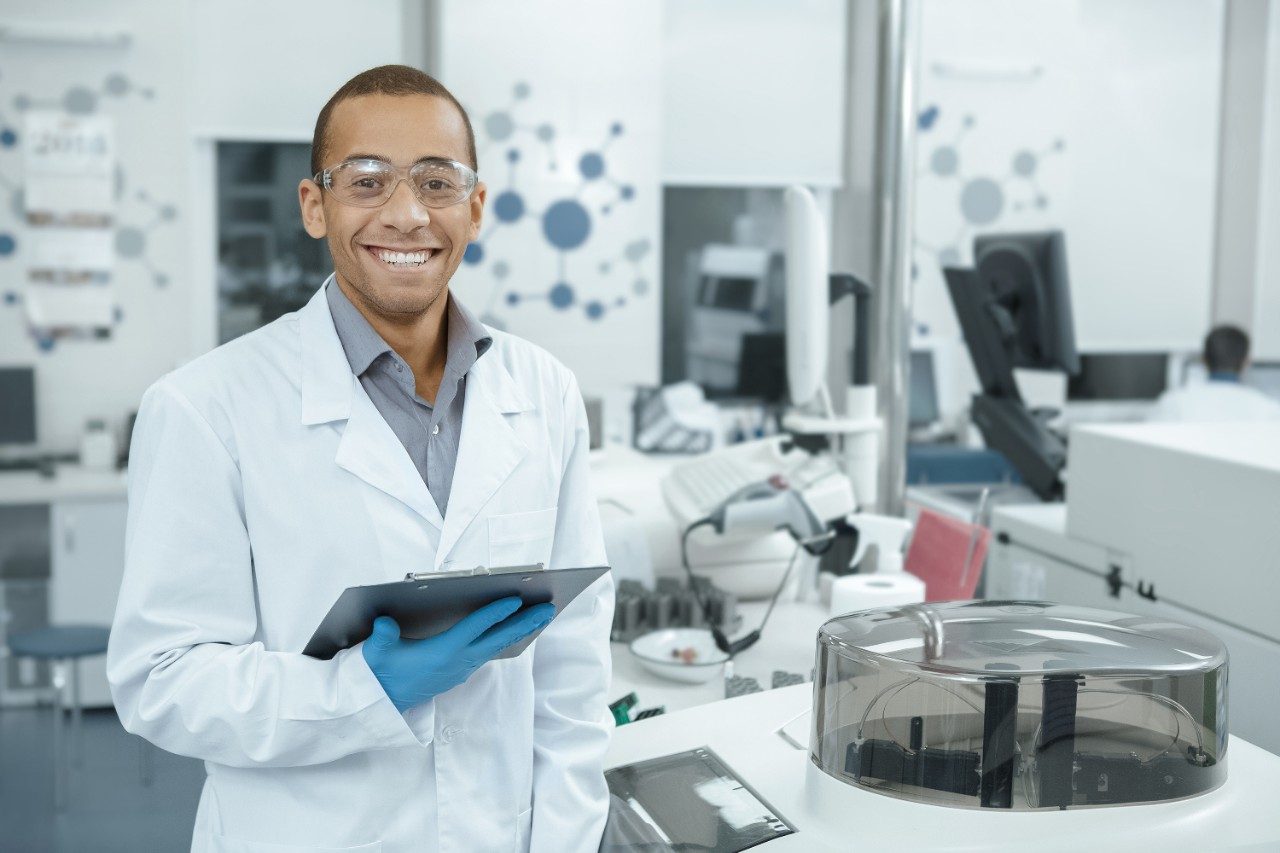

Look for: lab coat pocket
[514,805,534,851]
[208,835,382,852]
[488,506,558,568]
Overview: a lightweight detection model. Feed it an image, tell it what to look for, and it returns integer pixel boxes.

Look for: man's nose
[378,179,432,230]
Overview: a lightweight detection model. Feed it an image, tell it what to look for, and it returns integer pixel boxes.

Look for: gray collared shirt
[326,280,492,515]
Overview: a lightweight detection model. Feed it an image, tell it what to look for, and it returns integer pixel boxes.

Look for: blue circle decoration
[3,290,19,304]
[494,190,526,223]
[113,306,124,323]
[578,152,605,180]
[549,282,575,310]
[506,148,520,163]
[918,105,940,131]
[542,200,591,251]
[36,335,55,352]
[585,301,605,320]
[610,122,624,136]
[463,243,484,265]
[0,128,16,148]
[619,185,635,201]
[505,292,521,306]
[0,233,15,255]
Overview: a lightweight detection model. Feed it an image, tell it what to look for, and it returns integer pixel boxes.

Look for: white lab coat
[1147,380,1280,423]
[107,281,615,853]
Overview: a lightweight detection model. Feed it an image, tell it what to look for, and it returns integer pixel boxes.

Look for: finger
[444,596,524,645]
[470,603,556,658]
[368,615,401,650]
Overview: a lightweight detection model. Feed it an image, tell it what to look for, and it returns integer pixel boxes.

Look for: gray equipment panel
[303,563,610,660]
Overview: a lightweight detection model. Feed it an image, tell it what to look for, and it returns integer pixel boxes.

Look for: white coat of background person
[1148,324,1280,423]
[107,66,615,853]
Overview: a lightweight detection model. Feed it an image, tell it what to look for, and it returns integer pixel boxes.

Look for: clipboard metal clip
[403,562,545,582]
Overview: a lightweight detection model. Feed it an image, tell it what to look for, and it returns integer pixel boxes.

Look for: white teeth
[375,248,431,266]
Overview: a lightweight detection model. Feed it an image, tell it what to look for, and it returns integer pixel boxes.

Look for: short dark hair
[1203,324,1250,374]
[310,65,477,177]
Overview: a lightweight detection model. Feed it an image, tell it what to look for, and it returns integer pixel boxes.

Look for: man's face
[299,93,485,319]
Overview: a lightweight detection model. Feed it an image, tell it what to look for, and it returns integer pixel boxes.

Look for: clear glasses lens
[323,159,476,208]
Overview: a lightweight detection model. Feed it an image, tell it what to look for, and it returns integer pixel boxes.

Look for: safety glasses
[314,157,479,209]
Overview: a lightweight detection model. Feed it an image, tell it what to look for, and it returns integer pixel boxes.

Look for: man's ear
[299,178,327,238]
[467,181,487,243]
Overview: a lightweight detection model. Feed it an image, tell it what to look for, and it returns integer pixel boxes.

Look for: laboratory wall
[1255,3,1280,361]
[911,0,1224,355]
[0,0,407,454]
[435,0,663,395]
[0,0,191,452]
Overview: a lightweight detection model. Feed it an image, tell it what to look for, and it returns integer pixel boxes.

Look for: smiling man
[108,66,615,853]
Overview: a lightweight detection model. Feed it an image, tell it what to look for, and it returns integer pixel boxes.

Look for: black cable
[679,518,807,659]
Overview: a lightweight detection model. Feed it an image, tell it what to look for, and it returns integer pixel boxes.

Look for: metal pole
[871,0,921,515]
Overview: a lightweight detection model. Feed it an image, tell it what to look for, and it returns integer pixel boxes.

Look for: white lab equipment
[107,282,614,852]
[78,420,116,470]
[633,381,722,453]
[597,499,656,590]
[603,601,1280,851]
[663,437,853,599]
[687,244,773,390]
[780,185,881,508]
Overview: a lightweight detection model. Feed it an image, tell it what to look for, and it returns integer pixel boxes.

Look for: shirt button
[441,725,463,743]
[432,423,440,436]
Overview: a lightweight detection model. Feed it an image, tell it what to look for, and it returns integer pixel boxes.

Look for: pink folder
[904,508,991,601]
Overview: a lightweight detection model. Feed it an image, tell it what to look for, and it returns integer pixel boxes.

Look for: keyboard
[662,437,835,527]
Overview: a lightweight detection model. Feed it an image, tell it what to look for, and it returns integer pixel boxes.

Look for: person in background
[1148,325,1280,423]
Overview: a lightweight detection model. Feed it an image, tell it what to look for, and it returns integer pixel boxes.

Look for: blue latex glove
[361,596,555,714]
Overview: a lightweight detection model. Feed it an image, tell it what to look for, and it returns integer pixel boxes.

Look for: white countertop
[0,464,128,505]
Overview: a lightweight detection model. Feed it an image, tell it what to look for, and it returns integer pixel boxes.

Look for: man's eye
[423,179,453,192]
[352,177,384,189]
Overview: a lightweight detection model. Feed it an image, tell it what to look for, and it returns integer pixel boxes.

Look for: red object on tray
[904,508,991,601]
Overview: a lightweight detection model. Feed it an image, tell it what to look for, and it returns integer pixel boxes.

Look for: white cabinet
[661,0,847,187]
[50,497,128,708]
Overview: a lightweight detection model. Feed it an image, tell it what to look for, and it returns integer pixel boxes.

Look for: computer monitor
[0,367,36,445]
[973,231,1080,375]
[944,230,1078,500]
[1068,353,1168,401]
[783,185,829,408]
[908,350,941,428]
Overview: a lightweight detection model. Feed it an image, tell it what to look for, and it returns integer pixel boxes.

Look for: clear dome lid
[811,601,1228,810]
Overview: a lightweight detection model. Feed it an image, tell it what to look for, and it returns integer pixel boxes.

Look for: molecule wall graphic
[0,68,177,351]
[463,82,650,325]
[913,104,1064,276]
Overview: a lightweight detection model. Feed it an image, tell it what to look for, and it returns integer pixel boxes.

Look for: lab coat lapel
[334,387,445,529]
[436,354,534,564]
[298,279,445,530]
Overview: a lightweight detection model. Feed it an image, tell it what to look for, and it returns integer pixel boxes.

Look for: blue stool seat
[8,625,110,660]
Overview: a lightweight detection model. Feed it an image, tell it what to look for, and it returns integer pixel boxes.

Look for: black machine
[944,231,1079,500]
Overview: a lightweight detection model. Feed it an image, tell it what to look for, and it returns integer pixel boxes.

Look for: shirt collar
[1208,371,1241,384]
[326,278,493,381]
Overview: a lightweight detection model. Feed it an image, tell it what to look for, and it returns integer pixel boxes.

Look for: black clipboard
[302,563,610,660]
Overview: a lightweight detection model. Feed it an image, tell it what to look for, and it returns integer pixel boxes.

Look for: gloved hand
[361,596,555,714]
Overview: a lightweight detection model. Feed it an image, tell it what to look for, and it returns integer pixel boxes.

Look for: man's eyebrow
[339,152,457,166]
